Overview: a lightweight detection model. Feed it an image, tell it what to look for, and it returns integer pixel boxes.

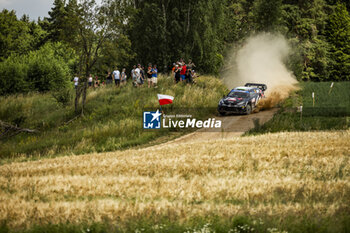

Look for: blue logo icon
[143,110,162,129]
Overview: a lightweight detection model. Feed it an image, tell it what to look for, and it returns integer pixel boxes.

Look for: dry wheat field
[0,130,350,230]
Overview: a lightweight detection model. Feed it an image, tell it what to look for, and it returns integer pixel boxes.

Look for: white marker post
[298,106,303,122]
[312,92,315,107]
[329,82,334,94]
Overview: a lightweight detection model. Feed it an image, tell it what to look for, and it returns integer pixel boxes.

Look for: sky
[0,0,53,20]
[0,0,102,21]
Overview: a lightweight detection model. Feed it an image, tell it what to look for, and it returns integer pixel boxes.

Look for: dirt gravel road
[168,108,278,144]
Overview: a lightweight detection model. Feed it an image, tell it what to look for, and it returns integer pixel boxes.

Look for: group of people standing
[172,59,196,84]
[106,68,128,87]
[73,74,102,89]
[130,64,158,88]
[73,59,196,89]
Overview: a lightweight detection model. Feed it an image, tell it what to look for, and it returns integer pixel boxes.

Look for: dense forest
[0,0,349,96]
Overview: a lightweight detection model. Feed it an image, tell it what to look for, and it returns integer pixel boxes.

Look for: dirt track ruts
[167,108,278,144]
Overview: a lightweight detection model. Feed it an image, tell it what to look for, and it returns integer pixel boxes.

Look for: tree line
[0,0,349,96]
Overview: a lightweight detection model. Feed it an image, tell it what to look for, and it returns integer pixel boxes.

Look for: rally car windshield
[228,91,249,98]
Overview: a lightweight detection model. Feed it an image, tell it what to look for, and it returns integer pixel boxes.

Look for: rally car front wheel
[218,111,226,116]
[245,104,252,115]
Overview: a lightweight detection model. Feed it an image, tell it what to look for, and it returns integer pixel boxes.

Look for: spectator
[152,64,158,88]
[135,64,142,87]
[140,66,145,86]
[171,63,176,79]
[191,69,198,84]
[94,76,100,88]
[121,68,127,86]
[113,67,120,87]
[187,59,196,71]
[106,71,113,85]
[180,61,187,82]
[174,65,181,83]
[73,75,79,89]
[88,74,93,87]
[131,65,137,86]
[185,69,191,84]
[146,64,153,88]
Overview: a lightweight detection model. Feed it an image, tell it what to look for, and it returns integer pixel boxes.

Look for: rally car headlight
[219,99,224,105]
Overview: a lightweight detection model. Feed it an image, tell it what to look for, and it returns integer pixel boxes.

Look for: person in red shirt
[180,61,187,81]
[171,63,176,80]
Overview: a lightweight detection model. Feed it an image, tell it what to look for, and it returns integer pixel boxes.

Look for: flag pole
[159,104,163,115]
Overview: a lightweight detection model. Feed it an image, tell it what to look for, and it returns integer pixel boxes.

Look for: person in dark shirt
[185,69,192,84]
[187,59,196,72]
[146,64,153,88]
[174,65,181,83]
[140,66,145,85]
[106,71,113,85]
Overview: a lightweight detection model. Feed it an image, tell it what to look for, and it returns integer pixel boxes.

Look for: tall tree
[252,0,283,32]
[47,0,67,41]
[68,0,118,114]
[281,0,331,81]
[129,0,227,74]
[0,10,47,60]
[63,0,79,41]
[325,3,350,80]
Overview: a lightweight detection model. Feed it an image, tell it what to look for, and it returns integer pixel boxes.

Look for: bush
[0,43,72,95]
[51,88,72,106]
[0,56,30,95]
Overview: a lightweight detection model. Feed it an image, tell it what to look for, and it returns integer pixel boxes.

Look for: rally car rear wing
[245,83,267,91]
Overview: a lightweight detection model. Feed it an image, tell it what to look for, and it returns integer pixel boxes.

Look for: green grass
[1,214,350,233]
[246,81,350,135]
[0,76,227,161]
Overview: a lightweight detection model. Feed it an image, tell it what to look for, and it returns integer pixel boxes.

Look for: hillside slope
[0,76,226,161]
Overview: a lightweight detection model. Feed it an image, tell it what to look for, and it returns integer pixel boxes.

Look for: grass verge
[1,214,350,233]
[246,81,350,135]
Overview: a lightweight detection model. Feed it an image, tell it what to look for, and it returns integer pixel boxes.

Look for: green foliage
[299,38,331,81]
[129,0,226,74]
[95,34,135,75]
[192,0,226,74]
[246,81,350,135]
[47,0,67,41]
[252,0,283,32]
[0,56,30,94]
[1,0,350,86]
[26,44,71,92]
[0,43,71,95]
[280,0,334,81]
[325,3,350,81]
[51,88,73,106]
[0,9,47,61]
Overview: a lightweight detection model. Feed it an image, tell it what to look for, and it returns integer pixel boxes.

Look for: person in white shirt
[88,74,93,87]
[113,68,121,87]
[73,75,79,89]
[121,68,127,86]
[131,65,136,85]
[135,64,142,87]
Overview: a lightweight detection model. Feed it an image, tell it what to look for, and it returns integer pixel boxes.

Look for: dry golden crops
[0,130,349,229]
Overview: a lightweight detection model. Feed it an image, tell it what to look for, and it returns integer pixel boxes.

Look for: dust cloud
[222,33,298,109]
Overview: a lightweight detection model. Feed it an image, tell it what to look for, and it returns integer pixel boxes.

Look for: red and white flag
[157,94,174,105]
